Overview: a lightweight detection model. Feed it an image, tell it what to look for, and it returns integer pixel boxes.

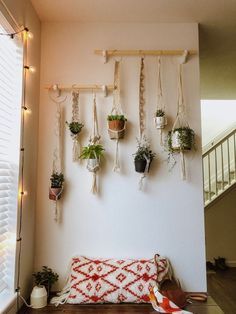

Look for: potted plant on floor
[33,266,59,297]
[154,109,167,129]
[80,144,105,171]
[49,172,64,201]
[107,114,127,139]
[133,138,156,173]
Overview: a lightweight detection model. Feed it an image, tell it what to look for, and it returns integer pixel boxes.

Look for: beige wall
[0,0,41,312]
[35,22,206,292]
[205,186,236,266]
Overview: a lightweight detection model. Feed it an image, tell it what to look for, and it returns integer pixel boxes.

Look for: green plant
[167,127,195,152]
[155,109,165,117]
[133,138,156,161]
[50,172,64,188]
[107,114,127,122]
[66,121,84,135]
[80,144,105,159]
[33,266,58,290]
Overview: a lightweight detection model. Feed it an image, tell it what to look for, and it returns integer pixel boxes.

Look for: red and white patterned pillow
[65,255,168,304]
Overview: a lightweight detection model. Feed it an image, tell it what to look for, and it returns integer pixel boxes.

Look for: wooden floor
[19,298,223,314]
[20,269,236,314]
[207,268,236,314]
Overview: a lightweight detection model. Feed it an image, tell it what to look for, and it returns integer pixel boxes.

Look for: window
[0,11,23,302]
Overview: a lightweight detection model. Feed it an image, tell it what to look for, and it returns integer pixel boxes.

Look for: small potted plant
[133,138,156,173]
[107,114,127,139]
[168,126,195,151]
[66,121,84,135]
[154,109,167,129]
[49,172,64,201]
[33,266,59,297]
[80,144,105,171]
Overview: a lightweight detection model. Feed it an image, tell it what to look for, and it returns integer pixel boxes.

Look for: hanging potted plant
[49,172,64,201]
[154,109,167,129]
[168,126,195,152]
[133,138,156,173]
[66,121,84,135]
[80,144,105,172]
[107,114,127,139]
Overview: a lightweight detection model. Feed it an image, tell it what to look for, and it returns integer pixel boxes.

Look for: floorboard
[207,267,236,314]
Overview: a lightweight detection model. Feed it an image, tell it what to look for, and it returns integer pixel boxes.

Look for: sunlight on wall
[201,100,236,146]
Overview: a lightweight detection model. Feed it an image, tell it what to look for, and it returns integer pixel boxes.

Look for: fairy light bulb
[24,27,33,40]
[24,65,36,73]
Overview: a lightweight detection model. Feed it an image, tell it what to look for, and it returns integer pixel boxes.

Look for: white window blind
[0,12,23,296]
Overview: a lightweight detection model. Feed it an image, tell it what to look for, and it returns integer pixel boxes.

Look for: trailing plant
[107,114,127,122]
[167,127,195,152]
[133,138,156,162]
[155,109,165,117]
[80,144,105,159]
[66,121,84,135]
[50,172,64,188]
[33,266,59,295]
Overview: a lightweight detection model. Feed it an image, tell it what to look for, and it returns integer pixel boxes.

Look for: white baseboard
[227,260,236,267]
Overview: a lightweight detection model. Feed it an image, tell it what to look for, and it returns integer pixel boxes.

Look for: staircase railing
[202,126,236,207]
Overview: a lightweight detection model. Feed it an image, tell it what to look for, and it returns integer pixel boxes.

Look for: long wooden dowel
[94,49,197,57]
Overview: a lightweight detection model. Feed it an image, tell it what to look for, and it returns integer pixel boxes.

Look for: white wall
[201,99,236,146]
[36,22,206,292]
[0,0,41,312]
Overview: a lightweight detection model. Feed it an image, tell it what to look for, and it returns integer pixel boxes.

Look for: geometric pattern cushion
[66,255,168,304]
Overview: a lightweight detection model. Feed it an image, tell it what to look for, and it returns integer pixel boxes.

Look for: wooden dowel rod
[94,49,197,56]
[45,84,114,91]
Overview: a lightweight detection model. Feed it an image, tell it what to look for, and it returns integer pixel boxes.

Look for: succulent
[107,114,127,122]
[50,172,64,188]
[66,121,84,135]
[155,109,165,117]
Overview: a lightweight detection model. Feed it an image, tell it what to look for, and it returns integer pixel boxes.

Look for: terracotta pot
[108,120,125,139]
[154,116,167,129]
[49,187,63,201]
[134,159,152,173]
[171,129,193,151]
[87,158,100,172]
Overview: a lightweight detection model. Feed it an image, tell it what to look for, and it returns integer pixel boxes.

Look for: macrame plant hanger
[138,58,150,190]
[49,86,67,221]
[155,56,167,145]
[70,90,82,162]
[87,93,101,194]
[109,60,126,172]
[173,63,188,180]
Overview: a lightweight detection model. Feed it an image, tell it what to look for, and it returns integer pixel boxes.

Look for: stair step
[204,190,216,201]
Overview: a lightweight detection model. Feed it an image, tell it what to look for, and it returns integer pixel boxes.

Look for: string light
[24,65,36,73]
[0,26,33,39]
[15,25,35,311]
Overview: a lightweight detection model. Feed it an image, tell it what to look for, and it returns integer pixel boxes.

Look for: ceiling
[30,0,236,99]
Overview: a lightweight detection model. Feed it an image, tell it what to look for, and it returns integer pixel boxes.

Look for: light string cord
[15,29,32,310]
[0,26,29,37]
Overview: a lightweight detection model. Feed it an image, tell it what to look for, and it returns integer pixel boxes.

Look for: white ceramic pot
[87,158,100,172]
[171,129,193,151]
[30,285,47,309]
[154,116,167,129]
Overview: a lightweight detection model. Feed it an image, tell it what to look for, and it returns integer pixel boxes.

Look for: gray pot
[87,158,100,172]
